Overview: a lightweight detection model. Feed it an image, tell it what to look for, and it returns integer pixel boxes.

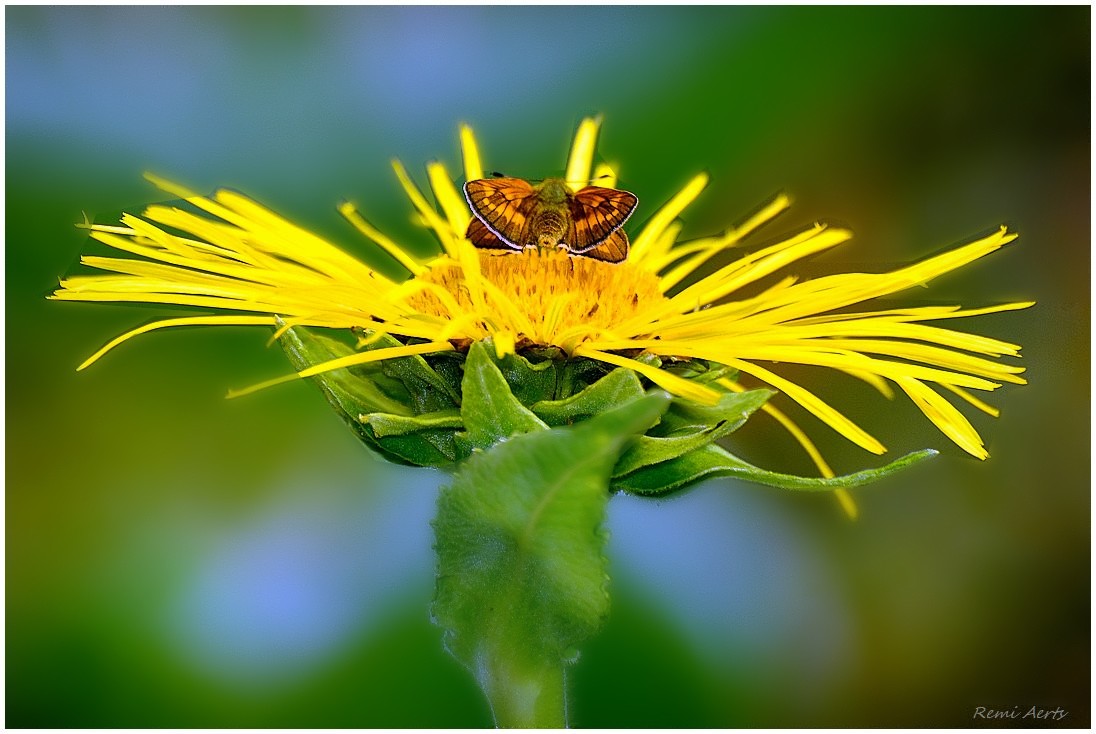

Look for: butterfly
[463,177,638,263]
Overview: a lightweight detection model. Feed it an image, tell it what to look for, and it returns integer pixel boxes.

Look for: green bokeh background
[7,6,1088,727]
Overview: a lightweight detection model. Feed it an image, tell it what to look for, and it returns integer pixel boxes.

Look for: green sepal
[371,429,460,466]
[279,325,412,417]
[375,343,461,414]
[531,368,646,427]
[457,340,549,453]
[359,410,466,465]
[279,325,462,466]
[276,326,412,465]
[613,443,939,496]
[362,409,464,437]
[653,388,773,436]
[484,346,563,405]
[433,392,671,727]
[613,389,773,477]
[661,357,738,385]
[421,350,468,402]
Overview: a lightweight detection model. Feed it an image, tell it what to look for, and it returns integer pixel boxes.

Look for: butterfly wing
[566,186,638,253]
[465,216,516,251]
[464,178,538,248]
[577,228,629,264]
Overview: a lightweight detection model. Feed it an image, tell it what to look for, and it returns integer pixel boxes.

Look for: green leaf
[433,393,670,727]
[279,326,464,466]
[362,409,464,438]
[531,368,646,426]
[279,326,412,417]
[613,443,939,496]
[361,409,466,465]
[661,357,738,384]
[612,389,772,477]
[372,430,459,466]
[485,347,562,405]
[424,351,467,399]
[378,344,461,413]
[458,340,548,452]
[656,388,773,434]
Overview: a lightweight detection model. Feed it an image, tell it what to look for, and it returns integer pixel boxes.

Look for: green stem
[478,655,566,728]
[432,375,671,730]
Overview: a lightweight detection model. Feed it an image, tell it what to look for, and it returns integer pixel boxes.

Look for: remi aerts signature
[973,706,1069,722]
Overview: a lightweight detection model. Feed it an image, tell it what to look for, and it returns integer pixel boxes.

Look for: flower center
[410,249,666,349]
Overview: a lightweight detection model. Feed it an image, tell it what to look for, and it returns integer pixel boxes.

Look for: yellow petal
[574,347,720,405]
[592,162,617,189]
[564,116,601,191]
[227,340,455,399]
[460,123,484,183]
[391,159,459,255]
[720,377,857,520]
[656,192,791,289]
[629,173,709,264]
[720,357,885,454]
[76,315,276,370]
[427,160,473,247]
[338,201,427,275]
[895,376,988,459]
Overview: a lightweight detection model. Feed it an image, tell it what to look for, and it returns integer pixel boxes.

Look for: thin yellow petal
[337,201,427,275]
[592,162,617,189]
[77,315,276,370]
[391,159,459,254]
[214,190,381,281]
[428,161,473,248]
[720,377,857,520]
[720,357,886,455]
[657,192,792,289]
[895,376,988,459]
[840,368,896,399]
[143,172,199,199]
[634,223,684,272]
[942,384,1000,418]
[460,124,484,183]
[564,116,601,191]
[227,340,455,399]
[629,173,709,264]
[670,225,853,308]
[574,347,720,405]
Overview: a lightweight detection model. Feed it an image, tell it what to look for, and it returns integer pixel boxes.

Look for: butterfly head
[532,178,571,205]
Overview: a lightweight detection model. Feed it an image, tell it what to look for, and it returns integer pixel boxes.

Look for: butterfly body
[463,177,638,263]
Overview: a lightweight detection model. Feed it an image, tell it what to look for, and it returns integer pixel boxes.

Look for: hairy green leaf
[612,389,772,477]
[531,368,646,426]
[613,443,939,496]
[485,347,562,405]
[279,326,412,417]
[433,393,669,726]
[363,409,464,438]
[459,340,548,451]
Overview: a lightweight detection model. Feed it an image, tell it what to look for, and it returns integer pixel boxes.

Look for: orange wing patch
[464,178,537,248]
[465,216,514,251]
[578,229,629,263]
[566,186,638,252]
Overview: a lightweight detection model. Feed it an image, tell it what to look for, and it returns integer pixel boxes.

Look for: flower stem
[431,370,671,729]
[478,655,566,728]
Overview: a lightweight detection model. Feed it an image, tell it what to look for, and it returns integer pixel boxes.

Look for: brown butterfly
[463,177,638,263]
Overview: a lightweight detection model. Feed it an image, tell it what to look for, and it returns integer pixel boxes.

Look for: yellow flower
[52,117,1032,491]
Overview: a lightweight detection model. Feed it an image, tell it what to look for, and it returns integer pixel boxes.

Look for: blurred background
[7,6,1088,727]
